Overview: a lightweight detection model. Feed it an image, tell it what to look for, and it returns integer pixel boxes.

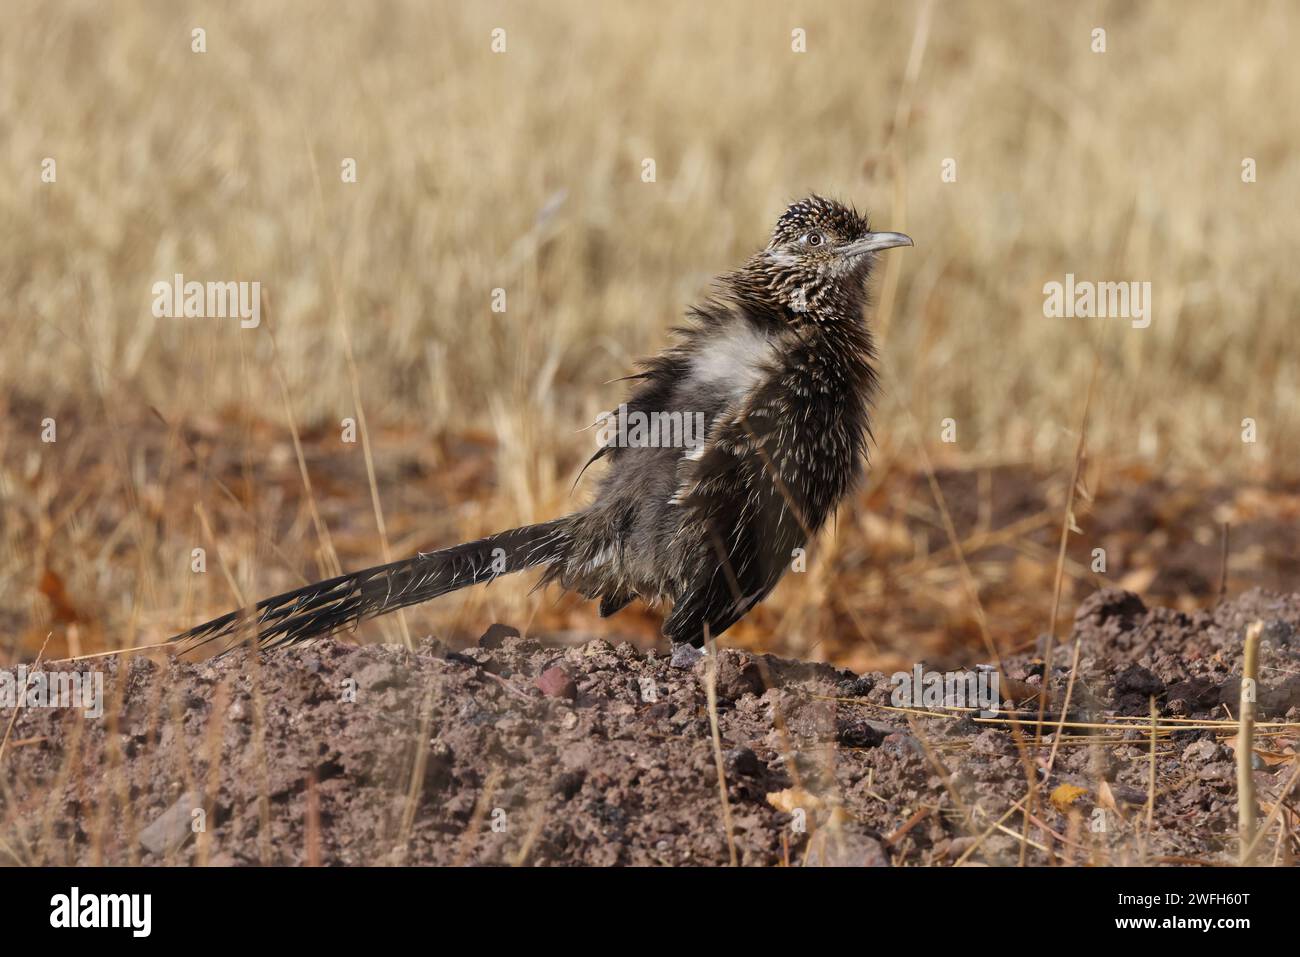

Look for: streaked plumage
[173,196,911,653]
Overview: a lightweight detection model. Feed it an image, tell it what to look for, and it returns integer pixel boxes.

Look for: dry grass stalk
[703,630,739,866]
[1238,620,1263,864]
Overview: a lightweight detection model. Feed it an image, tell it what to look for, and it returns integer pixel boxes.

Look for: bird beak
[838,231,914,257]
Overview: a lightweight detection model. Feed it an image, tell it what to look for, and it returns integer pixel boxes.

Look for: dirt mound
[3,589,1298,866]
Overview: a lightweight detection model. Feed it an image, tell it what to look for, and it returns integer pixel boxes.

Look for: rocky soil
[3,589,1299,866]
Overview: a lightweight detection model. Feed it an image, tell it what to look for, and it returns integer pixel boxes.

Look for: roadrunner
[174,196,911,652]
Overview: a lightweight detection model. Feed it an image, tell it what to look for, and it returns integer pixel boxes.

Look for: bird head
[747,195,912,318]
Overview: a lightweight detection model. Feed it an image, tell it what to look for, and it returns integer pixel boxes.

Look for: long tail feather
[171,520,570,653]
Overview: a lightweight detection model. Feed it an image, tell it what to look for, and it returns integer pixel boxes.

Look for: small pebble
[670,643,704,669]
[534,666,577,700]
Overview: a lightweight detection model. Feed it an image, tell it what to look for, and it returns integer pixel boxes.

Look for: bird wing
[662,382,807,645]
[575,353,691,491]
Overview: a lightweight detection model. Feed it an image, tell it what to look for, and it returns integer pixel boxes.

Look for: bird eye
[807,232,823,247]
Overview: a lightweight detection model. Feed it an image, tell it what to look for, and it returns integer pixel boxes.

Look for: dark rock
[1165,675,1220,713]
[724,747,761,777]
[836,715,885,749]
[1113,663,1165,714]
[478,623,520,649]
[1114,663,1163,697]
[1075,589,1148,630]
[643,701,673,723]
[553,770,585,800]
[841,675,875,697]
[1109,785,1149,805]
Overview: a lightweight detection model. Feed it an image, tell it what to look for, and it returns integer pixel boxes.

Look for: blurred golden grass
[1,0,1298,665]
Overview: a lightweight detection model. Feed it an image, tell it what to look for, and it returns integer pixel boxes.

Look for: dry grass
[1,0,1298,665]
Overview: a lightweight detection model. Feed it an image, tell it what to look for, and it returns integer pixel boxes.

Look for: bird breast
[686,322,777,408]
